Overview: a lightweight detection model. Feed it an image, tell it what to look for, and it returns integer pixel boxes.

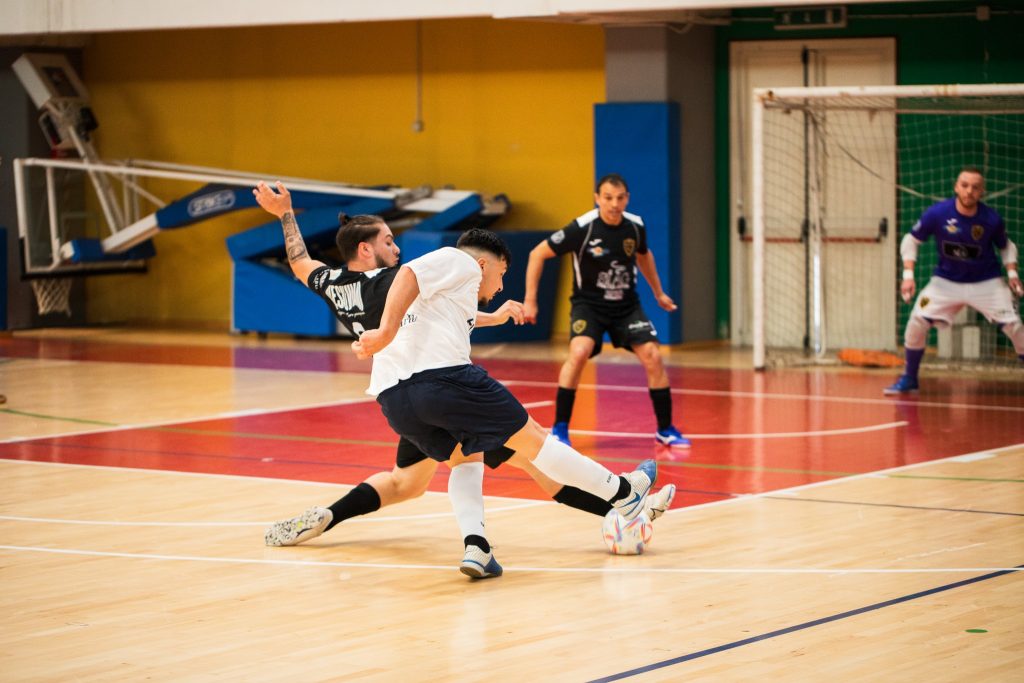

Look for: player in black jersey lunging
[253,181,676,553]
[523,174,689,449]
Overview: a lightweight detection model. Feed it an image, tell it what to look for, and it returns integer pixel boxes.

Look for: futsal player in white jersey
[252,182,673,576]
[354,228,658,578]
[885,166,1024,394]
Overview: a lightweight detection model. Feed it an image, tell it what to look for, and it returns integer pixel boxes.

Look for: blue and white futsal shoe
[551,421,572,447]
[612,459,658,522]
[655,425,691,448]
[644,484,676,521]
[883,374,920,395]
[264,506,332,546]
[460,545,503,579]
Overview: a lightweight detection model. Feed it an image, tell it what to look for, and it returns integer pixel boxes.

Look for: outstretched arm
[352,266,420,359]
[476,300,525,328]
[636,250,678,312]
[252,181,326,285]
[523,241,557,324]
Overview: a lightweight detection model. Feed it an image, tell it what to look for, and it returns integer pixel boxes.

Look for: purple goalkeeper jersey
[910,198,1008,283]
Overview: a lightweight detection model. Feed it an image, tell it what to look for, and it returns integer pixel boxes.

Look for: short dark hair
[959,165,984,178]
[335,214,386,262]
[456,228,512,265]
[596,173,629,193]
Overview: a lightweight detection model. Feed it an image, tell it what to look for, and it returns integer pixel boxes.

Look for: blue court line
[763,495,1024,517]
[587,563,1023,682]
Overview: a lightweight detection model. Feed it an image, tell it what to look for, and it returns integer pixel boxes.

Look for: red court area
[2,337,1023,507]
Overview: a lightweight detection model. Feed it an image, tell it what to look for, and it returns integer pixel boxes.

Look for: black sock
[555,386,576,424]
[465,534,490,552]
[610,476,631,503]
[554,486,612,517]
[325,482,381,531]
[649,387,673,431]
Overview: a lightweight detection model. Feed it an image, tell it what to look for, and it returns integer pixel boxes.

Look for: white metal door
[729,38,896,349]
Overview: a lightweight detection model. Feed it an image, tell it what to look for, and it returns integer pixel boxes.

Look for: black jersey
[546,209,648,310]
[308,265,400,338]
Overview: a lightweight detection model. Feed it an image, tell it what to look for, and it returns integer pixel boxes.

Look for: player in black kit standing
[523,173,690,449]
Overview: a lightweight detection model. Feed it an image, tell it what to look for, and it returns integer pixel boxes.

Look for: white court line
[0,458,550,504]
[2,441,1020,532]
[1,445,1021,575]
[0,544,1019,575]
[0,395,378,444]
[0,500,550,527]
[572,420,908,440]
[661,441,1024,516]
[501,379,1024,413]
[521,400,554,409]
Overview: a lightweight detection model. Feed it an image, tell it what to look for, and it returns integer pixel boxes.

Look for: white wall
[0,0,903,36]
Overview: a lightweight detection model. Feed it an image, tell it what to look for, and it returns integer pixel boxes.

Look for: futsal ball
[601,510,653,555]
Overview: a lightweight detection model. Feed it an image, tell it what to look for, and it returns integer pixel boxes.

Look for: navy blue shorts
[394,436,515,471]
[378,365,527,465]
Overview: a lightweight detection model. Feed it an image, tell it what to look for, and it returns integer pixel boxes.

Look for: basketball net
[30,278,73,316]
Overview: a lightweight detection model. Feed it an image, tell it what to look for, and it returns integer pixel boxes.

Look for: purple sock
[905,347,925,380]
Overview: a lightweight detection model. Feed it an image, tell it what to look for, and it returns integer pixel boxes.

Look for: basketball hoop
[29,277,73,316]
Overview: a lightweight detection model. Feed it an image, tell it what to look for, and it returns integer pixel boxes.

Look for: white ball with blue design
[601,509,653,555]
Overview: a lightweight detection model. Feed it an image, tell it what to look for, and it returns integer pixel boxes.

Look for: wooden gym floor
[1,328,1021,681]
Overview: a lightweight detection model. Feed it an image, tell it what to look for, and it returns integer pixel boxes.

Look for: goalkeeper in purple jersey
[885,166,1024,395]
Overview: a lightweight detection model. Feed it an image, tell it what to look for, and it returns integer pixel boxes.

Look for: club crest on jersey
[919,297,930,309]
[943,219,959,234]
[623,238,636,257]
[971,224,984,241]
[572,319,587,334]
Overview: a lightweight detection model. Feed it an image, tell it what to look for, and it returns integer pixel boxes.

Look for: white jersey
[366,247,481,396]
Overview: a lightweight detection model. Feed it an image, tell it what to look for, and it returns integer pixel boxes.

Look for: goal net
[751,83,1024,376]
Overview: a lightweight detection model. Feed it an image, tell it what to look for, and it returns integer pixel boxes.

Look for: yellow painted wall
[83,19,603,330]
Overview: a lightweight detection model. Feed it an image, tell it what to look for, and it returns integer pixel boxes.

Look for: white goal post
[750,83,1024,370]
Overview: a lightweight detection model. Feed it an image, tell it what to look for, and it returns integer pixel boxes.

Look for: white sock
[448,462,486,544]
[530,434,621,501]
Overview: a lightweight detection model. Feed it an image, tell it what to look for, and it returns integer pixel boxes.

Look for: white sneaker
[264,506,332,547]
[611,459,658,521]
[644,484,676,521]
[460,545,503,579]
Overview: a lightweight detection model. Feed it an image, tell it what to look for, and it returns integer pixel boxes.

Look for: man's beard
[375,254,394,268]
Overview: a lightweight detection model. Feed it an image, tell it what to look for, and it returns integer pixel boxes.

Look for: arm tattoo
[281,212,309,263]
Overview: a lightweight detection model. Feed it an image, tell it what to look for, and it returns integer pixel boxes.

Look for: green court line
[0,408,116,426]
[0,410,394,448]
[598,455,857,479]
[149,425,396,449]
[5,410,1019,483]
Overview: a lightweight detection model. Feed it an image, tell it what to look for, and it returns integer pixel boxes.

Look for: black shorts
[378,365,527,467]
[395,436,515,471]
[569,300,658,357]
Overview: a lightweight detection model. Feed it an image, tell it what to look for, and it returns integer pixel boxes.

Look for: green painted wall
[714,2,1024,339]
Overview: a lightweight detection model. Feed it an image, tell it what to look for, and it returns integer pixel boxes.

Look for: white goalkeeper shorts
[911,275,1020,326]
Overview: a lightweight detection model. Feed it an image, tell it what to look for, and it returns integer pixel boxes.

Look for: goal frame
[750,82,1024,370]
